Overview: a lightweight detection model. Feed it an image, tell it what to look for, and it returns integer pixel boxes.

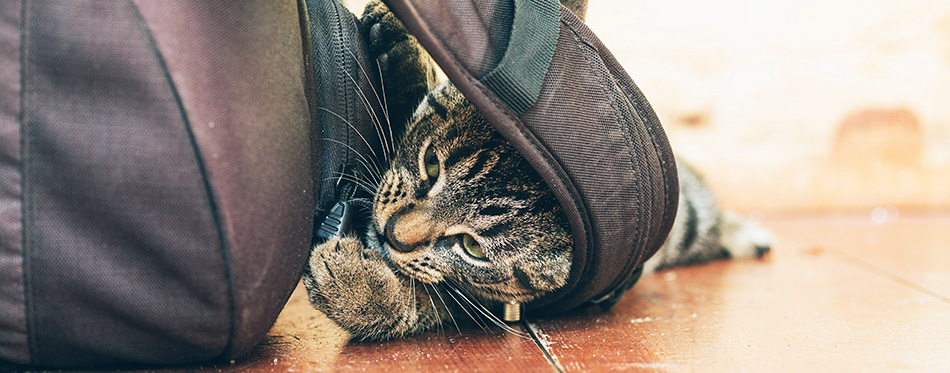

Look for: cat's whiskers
[340,62,392,165]
[345,47,397,161]
[424,283,460,336]
[322,174,378,196]
[438,283,490,333]
[318,109,386,183]
[430,284,461,335]
[319,138,385,185]
[323,173,377,195]
[373,57,396,160]
[442,281,529,339]
[409,277,417,324]
[342,197,374,211]
[419,283,442,336]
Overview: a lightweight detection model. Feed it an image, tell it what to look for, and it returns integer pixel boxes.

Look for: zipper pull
[315,164,360,242]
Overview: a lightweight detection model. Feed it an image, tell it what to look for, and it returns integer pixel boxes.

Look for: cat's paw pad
[720,212,773,260]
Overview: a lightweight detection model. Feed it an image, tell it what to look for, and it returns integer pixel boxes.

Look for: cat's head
[370,83,572,303]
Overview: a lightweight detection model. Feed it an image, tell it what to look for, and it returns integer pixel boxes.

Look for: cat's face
[368,84,572,303]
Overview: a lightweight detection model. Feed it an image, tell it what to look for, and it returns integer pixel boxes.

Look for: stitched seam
[564,19,646,302]
[599,38,677,277]
[127,0,236,358]
[603,39,677,259]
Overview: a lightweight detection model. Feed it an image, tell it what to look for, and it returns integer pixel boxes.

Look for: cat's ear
[513,250,570,292]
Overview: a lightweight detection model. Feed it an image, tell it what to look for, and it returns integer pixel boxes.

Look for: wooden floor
[156,213,949,372]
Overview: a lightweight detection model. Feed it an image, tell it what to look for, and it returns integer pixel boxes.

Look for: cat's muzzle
[383,212,414,252]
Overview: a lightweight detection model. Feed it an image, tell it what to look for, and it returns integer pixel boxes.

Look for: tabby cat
[302,0,772,341]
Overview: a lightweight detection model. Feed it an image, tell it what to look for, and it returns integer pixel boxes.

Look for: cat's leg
[719,211,772,259]
[360,0,439,132]
[303,236,445,341]
[643,161,772,273]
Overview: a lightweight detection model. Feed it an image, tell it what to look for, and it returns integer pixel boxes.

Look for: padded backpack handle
[479,0,560,115]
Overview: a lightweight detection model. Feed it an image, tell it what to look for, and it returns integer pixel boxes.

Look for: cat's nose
[383,206,438,253]
[384,214,414,252]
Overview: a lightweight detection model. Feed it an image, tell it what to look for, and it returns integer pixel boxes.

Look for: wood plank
[335,325,551,372]
[31,216,950,371]
[525,216,950,371]
[772,214,950,300]
[178,283,554,372]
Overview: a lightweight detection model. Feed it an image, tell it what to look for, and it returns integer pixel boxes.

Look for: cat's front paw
[302,236,415,340]
[361,0,412,74]
[360,0,436,126]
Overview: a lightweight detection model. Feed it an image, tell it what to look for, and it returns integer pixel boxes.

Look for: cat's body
[303,0,771,341]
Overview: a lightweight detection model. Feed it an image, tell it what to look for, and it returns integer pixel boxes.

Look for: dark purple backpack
[2,0,313,367]
[1,0,676,368]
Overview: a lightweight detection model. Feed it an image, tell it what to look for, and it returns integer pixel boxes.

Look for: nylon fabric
[519,16,655,310]
[559,15,663,301]
[595,29,678,261]
[410,0,513,79]
[479,0,560,115]
[19,0,230,366]
[133,0,314,359]
[5,0,315,367]
[0,0,28,365]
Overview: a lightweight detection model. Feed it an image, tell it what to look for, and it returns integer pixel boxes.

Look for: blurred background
[583,0,950,215]
[346,0,950,216]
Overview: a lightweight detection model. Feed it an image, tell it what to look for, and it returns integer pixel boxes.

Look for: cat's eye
[424,145,440,179]
[462,234,485,259]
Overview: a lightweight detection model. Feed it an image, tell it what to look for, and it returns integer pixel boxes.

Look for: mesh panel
[308,0,386,224]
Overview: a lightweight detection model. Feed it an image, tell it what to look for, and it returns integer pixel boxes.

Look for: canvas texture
[1,0,313,367]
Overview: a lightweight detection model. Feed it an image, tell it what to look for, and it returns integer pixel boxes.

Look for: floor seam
[765,220,950,305]
[522,320,566,373]
[828,248,950,304]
